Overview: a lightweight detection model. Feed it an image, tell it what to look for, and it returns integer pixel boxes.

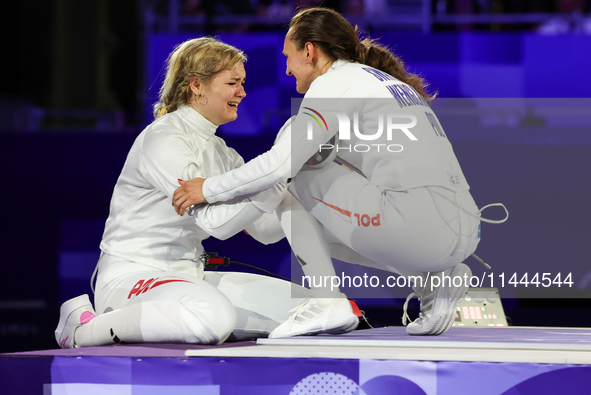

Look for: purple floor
[4,326,591,395]
[4,326,591,359]
[1,339,257,358]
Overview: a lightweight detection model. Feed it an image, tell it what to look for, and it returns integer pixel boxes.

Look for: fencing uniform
[199,60,481,277]
[77,105,308,347]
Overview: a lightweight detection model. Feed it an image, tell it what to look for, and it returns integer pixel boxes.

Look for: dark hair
[289,7,435,100]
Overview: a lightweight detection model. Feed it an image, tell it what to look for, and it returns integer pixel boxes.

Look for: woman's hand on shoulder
[173,178,207,216]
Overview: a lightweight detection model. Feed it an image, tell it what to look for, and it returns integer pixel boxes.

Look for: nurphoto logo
[303,107,418,153]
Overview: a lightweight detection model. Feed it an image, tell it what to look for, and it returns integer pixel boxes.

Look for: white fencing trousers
[83,253,311,346]
[289,162,481,275]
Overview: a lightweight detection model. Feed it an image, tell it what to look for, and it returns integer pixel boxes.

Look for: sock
[74,301,221,347]
[74,308,130,347]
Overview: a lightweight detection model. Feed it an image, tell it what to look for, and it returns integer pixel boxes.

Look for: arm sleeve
[193,184,287,240]
[138,120,288,241]
[193,199,263,241]
[244,211,285,245]
[193,168,287,244]
[202,80,350,203]
[139,125,203,200]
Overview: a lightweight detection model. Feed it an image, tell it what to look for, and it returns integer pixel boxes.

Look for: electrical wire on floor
[201,251,372,329]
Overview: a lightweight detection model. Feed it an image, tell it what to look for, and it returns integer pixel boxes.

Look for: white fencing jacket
[100,105,285,271]
[202,60,470,204]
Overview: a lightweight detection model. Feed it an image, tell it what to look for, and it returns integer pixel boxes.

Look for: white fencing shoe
[403,263,471,336]
[55,294,97,349]
[268,297,359,338]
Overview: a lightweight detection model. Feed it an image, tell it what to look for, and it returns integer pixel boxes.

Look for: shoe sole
[54,294,92,348]
[434,264,471,335]
[323,315,359,335]
[408,264,471,336]
[269,307,359,339]
[277,315,359,338]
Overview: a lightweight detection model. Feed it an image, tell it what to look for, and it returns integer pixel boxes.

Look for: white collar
[326,59,354,73]
[177,105,218,139]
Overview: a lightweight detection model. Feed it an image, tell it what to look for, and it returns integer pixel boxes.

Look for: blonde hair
[153,37,247,118]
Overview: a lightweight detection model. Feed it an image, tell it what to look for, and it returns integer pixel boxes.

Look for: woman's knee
[179,292,237,345]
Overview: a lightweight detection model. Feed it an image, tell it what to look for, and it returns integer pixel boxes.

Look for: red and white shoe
[55,294,96,349]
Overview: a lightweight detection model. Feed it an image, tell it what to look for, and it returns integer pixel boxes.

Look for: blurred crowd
[179,0,591,16]
[174,0,591,33]
[180,0,374,19]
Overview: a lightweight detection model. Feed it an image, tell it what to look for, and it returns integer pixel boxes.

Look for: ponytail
[357,38,435,101]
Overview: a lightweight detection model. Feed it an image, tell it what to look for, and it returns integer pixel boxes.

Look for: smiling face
[283,32,318,94]
[190,63,246,125]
